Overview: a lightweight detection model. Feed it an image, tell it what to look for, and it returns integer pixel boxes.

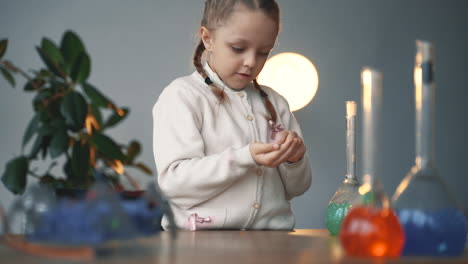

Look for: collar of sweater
[203,62,252,94]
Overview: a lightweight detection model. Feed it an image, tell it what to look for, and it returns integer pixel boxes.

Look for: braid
[193,40,206,76]
[253,79,277,123]
[193,41,278,123]
[193,40,226,103]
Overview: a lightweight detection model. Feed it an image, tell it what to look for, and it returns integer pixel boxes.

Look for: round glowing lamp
[257,52,319,111]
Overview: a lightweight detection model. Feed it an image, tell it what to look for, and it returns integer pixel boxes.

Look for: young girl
[152,0,312,230]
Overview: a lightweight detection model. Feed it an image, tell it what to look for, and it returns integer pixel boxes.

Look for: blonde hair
[193,0,280,123]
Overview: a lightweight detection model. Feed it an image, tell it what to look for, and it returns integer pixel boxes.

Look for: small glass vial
[325,101,360,236]
[392,40,467,256]
[339,68,405,258]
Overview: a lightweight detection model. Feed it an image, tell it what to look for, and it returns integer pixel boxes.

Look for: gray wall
[1,0,467,229]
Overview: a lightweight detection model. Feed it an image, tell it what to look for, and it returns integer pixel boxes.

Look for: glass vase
[339,68,405,258]
[391,40,467,256]
[326,101,361,236]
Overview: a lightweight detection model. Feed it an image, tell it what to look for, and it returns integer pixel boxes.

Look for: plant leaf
[29,112,54,159]
[71,141,90,185]
[36,38,65,78]
[0,39,7,59]
[70,52,90,83]
[60,91,87,131]
[134,162,153,176]
[91,133,126,161]
[1,67,15,87]
[82,83,112,108]
[51,118,67,130]
[24,79,45,92]
[1,156,29,195]
[90,104,103,127]
[36,46,63,78]
[60,31,85,74]
[41,38,64,67]
[33,89,52,111]
[38,123,54,136]
[104,107,129,128]
[22,114,40,148]
[63,158,73,183]
[41,135,52,159]
[126,140,141,163]
[36,69,53,80]
[29,134,43,159]
[49,128,69,158]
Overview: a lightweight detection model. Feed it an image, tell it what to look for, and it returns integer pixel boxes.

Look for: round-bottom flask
[340,68,404,258]
[326,179,360,236]
[340,184,405,258]
[393,166,466,256]
[326,101,360,236]
[392,40,467,256]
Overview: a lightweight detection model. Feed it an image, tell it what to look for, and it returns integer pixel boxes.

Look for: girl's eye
[231,46,244,53]
[258,52,270,57]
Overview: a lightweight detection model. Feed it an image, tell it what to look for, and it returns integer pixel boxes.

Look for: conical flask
[392,40,467,256]
[340,68,405,258]
[326,101,360,236]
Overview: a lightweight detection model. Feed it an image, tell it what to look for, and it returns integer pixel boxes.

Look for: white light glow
[257,52,319,111]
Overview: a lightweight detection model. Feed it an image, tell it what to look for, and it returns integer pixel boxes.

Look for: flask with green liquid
[325,101,360,236]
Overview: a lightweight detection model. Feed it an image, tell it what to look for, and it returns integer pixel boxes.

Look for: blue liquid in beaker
[397,208,467,256]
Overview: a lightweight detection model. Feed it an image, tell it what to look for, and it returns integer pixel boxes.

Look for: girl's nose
[243,53,256,68]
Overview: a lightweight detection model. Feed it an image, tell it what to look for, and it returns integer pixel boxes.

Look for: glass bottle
[6,183,56,236]
[326,101,360,236]
[340,68,405,258]
[391,40,467,256]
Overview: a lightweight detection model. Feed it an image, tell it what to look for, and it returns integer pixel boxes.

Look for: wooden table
[0,229,467,263]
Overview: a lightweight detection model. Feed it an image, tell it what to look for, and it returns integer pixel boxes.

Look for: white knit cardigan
[152,64,312,230]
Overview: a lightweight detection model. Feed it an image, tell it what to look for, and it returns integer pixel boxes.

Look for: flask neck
[359,68,391,209]
[414,40,435,169]
[361,68,382,182]
[345,104,357,181]
[359,174,391,209]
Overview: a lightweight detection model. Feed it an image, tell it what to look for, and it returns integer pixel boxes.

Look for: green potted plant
[0,30,153,194]
[0,31,168,248]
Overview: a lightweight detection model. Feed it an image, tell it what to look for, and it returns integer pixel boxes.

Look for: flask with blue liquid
[391,40,467,257]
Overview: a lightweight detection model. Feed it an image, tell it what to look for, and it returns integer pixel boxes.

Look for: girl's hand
[250,142,285,167]
[274,130,306,163]
[250,130,306,167]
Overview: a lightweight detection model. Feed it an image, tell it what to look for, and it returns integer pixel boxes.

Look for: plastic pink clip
[188,213,212,231]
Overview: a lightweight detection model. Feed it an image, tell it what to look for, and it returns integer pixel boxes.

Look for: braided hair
[193,0,280,123]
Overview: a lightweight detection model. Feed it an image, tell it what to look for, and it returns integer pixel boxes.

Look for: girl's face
[201,5,279,90]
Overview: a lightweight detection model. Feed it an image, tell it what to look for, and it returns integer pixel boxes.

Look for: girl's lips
[236,73,251,79]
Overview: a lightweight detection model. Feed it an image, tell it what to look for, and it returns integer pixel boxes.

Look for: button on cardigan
[152,65,312,230]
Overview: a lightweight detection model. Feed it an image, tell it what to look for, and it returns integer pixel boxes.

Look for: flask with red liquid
[391,40,467,256]
[339,68,405,258]
[325,101,360,236]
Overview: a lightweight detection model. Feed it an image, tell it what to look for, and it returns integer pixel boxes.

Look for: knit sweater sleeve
[152,79,256,209]
[272,91,312,200]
